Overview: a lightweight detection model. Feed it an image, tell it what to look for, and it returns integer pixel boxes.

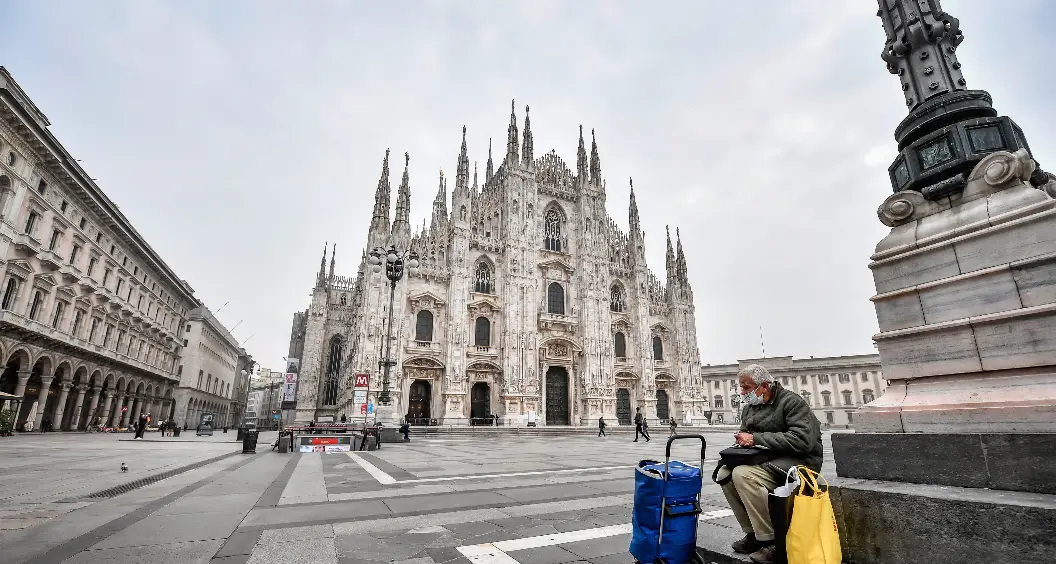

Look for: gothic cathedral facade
[289,103,709,426]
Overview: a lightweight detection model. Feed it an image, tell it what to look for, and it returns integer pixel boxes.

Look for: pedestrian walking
[669,417,678,436]
[134,414,147,439]
[598,416,607,437]
[633,407,650,442]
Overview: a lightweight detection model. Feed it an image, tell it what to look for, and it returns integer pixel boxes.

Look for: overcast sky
[3,1,1054,372]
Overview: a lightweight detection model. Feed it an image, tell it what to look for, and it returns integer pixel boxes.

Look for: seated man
[713,364,823,564]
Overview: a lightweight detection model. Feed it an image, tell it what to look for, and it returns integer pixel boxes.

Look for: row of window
[0,276,176,372]
[1,162,188,330]
[467,264,631,315]
[195,369,231,398]
[411,309,667,360]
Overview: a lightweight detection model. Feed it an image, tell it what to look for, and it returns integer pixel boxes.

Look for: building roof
[701,354,882,376]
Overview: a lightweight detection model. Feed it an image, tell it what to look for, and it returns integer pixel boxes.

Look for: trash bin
[173,427,181,437]
[278,434,291,453]
[242,429,259,454]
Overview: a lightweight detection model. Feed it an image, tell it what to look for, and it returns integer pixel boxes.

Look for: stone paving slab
[1,431,837,563]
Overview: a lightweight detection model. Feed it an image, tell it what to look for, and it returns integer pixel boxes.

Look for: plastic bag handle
[795,467,828,497]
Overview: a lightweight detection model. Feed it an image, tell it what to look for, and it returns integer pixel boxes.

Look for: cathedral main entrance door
[470,382,490,425]
[545,366,570,425]
[408,380,431,425]
[656,389,670,422]
[616,389,632,425]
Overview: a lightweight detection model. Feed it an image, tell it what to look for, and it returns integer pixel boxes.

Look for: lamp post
[368,245,420,406]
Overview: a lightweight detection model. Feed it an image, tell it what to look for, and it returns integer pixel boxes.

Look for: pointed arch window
[652,335,663,360]
[474,262,493,294]
[610,284,625,313]
[415,310,434,342]
[474,317,491,347]
[322,335,344,406]
[544,209,562,252]
[547,282,565,315]
[614,331,626,359]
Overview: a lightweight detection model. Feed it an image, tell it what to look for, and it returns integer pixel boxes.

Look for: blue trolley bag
[630,434,706,564]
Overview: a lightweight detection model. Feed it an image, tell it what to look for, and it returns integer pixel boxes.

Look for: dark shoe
[731,533,763,554]
[748,543,777,564]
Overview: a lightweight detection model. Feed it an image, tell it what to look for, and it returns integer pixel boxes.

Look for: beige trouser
[717,464,780,542]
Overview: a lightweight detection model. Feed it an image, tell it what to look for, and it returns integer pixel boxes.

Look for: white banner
[282,372,298,403]
[353,390,367,404]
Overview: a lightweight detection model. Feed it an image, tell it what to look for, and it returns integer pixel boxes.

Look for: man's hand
[734,432,755,447]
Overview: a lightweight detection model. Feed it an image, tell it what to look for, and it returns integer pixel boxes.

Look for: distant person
[135,414,148,439]
[669,418,678,436]
[598,416,607,437]
[340,414,347,424]
[633,408,650,442]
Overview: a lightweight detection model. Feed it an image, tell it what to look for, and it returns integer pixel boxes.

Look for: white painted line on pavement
[400,465,627,484]
[456,508,735,563]
[345,452,397,485]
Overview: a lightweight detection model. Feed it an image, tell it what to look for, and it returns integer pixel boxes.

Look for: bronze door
[408,380,431,425]
[545,367,569,425]
[470,382,490,424]
[616,389,632,425]
[656,389,670,422]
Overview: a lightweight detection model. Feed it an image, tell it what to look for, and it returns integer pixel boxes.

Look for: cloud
[2,0,1053,370]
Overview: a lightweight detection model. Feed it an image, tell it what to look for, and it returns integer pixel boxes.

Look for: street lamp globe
[386,251,398,263]
[368,253,381,266]
[371,264,382,273]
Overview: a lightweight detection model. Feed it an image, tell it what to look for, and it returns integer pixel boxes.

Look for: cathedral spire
[522,105,533,166]
[486,138,494,184]
[676,228,687,281]
[589,128,601,184]
[506,99,520,166]
[629,178,640,234]
[328,244,336,281]
[665,226,675,282]
[576,125,588,181]
[370,149,392,235]
[317,242,328,287]
[392,152,411,237]
[456,125,469,192]
[473,161,479,192]
[431,169,448,231]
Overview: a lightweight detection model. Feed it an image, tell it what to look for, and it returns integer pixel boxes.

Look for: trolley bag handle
[664,500,702,518]
[664,433,707,472]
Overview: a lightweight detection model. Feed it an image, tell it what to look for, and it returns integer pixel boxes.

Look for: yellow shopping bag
[786,467,842,564]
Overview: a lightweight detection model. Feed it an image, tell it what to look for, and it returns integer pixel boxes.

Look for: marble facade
[289,105,706,426]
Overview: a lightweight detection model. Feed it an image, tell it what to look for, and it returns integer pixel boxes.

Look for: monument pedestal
[829,151,1056,562]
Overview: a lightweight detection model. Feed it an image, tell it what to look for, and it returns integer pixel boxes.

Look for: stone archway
[403,357,443,424]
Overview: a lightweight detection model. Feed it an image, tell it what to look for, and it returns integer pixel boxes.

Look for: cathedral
[288,102,709,426]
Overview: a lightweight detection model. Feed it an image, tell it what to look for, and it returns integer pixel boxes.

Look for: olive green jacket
[739,383,824,477]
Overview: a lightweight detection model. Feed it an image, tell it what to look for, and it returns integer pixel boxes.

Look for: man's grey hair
[738,364,776,385]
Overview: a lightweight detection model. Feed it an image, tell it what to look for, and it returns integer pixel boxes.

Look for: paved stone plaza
[1,430,836,563]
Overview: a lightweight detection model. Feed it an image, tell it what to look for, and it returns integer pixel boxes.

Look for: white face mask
[741,386,765,406]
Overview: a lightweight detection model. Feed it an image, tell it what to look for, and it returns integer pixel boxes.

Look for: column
[110,393,125,427]
[69,385,88,430]
[51,382,71,431]
[12,370,31,398]
[34,374,53,431]
[99,391,113,427]
[85,386,101,430]
[122,396,137,426]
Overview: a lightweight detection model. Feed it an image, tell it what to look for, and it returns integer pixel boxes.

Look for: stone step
[406,425,739,435]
